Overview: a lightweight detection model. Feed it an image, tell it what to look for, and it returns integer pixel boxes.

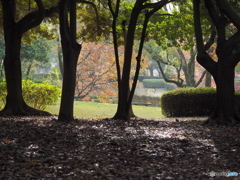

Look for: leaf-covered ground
[0,116,239,179]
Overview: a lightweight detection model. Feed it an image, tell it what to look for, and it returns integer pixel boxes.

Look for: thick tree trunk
[0,29,50,116]
[0,0,51,116]
[58,0,81,122]
[113,5,139,120]
[205,66,240,125]
[58,43,80,121]
[113,89,135,120]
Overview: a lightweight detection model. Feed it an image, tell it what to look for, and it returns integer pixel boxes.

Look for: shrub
[143,79,166,88]
[0,80,60,110]
[165,83,175,91]
[133,76,160,82]
[161,87,217,117]
[132,95,160,107]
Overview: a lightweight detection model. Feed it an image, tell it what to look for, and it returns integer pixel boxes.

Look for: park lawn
[46,101,164,119]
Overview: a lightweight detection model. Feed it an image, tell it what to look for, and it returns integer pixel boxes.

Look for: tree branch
[195,70,207,87]
[193,0,205,53]
[204,23,216,50]
[216,0,240,30]
[77,0,100,35]
[193,0,217,77]
[59,0,70,43]
[204,0,226,44]
[19,0,45,35]
[156,60,184,87]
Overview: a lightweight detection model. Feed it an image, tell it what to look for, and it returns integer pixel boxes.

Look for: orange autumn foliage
[75,42,149,102]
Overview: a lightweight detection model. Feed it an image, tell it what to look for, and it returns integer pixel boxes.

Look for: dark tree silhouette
[113,0,174,120]
[0,0,51,116]
[194,0,240,125]
[58,0,81,122]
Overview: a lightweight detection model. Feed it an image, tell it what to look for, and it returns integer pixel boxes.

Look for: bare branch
[195,70,207,87]
[156,60,184,87]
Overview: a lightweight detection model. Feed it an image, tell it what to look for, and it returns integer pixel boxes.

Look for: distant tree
[75,42,117,99]
[0,36,5,79]
[194,0,240,125]
[75,41,149,101]
[144,40,207,87]
[21,35,51,77]
[143,1,211,88]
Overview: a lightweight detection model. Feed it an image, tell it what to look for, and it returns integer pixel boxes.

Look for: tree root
[0,104,52,117]
[58,113,74,122]
[203,113,240,126]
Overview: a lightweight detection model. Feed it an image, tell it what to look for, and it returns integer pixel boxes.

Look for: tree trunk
[58,48,64,79]
[205,66,240,125]
[57,35,64,79]
[193,0,240,125]
[113,4,140,120]
[26,63,32,77]
[205,71,211,87]
[0,28,50,116]
[113,89,135,119]
[58,0,81,122]
[0,0,51,116]
[58,44,80,121]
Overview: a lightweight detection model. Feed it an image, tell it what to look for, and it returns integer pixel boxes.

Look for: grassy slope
[46,101,163,119]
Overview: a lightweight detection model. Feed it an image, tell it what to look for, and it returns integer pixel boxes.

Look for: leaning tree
[194,0,240,125]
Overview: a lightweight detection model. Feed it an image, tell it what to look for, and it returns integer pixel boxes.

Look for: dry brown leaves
[0,116,239,179]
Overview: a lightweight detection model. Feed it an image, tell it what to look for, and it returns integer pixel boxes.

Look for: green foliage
[29,68,61,87]
[143,79,165,88]
[0,80,60,110]
[21,35,52,76]
[143,79,175,90]
[132,95,161,107]
[136,76,159,82]
[161,87,219,117]
[164,83,175,91]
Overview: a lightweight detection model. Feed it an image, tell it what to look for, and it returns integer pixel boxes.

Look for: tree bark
[58,0,81,122]
[109,0,136,120]
[205,66,240,125]
[194,0,240,125]
[0,0,51,116]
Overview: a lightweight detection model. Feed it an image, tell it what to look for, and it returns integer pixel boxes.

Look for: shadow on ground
[0,116,239,179]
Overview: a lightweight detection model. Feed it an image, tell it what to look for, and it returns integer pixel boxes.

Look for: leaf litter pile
[0,116,239,179]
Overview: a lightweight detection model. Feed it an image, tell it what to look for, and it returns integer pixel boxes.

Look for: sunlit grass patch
[46,101,164,119]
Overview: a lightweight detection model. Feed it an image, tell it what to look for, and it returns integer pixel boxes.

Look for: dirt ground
[0,116,239,179]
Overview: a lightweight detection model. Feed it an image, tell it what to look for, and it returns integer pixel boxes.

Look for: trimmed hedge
[161,87,217,117]
[142,79,175,90]
[143,79,165,88]
[0,80,60,110]
[161,87,240,117]
[133,76,160,82]
[132,95,161,107]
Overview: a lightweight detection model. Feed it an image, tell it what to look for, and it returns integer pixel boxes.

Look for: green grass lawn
[46,101,164,119]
